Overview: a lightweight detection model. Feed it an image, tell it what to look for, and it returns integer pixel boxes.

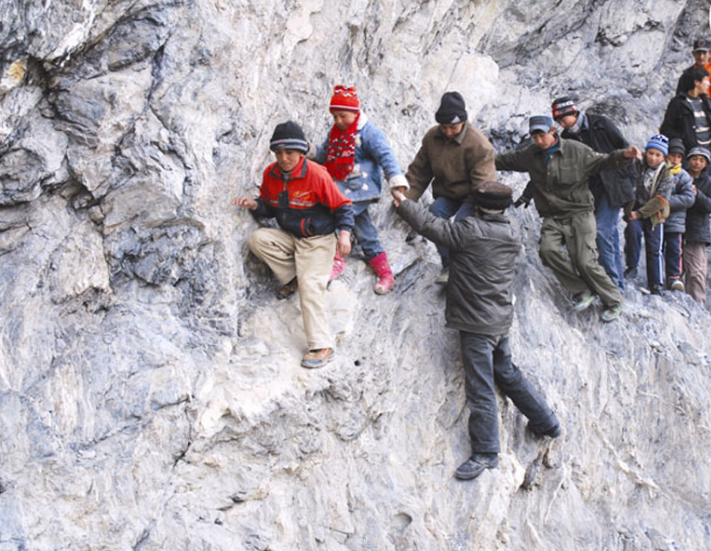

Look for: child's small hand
[391,189,406,207]
[337,231,352,257]
[233,196,258,210]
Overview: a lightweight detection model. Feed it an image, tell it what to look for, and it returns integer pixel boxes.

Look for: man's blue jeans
[595,193,625,290]
[428,197,476,268]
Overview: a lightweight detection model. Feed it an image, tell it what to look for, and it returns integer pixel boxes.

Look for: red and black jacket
[254,157,354,237]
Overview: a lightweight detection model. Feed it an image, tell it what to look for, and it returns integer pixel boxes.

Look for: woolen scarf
[325,114,359,181]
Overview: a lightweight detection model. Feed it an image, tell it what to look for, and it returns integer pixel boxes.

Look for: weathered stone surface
[1,1,711,550]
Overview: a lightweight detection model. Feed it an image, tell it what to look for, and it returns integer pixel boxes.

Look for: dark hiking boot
[529,421,562,439]
[624,267,638,280]
[454,453,499,481]
[650,284,664,296]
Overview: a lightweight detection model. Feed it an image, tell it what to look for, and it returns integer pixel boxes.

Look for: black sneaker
[650,284,664,296]
[529,421,562,439]
[624,267,638,280]
[454,453,499,481]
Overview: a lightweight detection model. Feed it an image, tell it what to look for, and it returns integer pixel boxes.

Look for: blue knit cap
[529,115,555,134]
[645,134,669,155]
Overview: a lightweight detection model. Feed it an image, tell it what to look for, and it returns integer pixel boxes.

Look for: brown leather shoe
[277,277,298,299]
[301,348,335,369]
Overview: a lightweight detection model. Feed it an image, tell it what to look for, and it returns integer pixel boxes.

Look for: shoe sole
[572,296,596,312]
[600,310,621,322]
[301,354,335,369]
[454,466,488,481]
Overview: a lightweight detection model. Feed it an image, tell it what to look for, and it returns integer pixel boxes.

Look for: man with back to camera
[392,181,562,481]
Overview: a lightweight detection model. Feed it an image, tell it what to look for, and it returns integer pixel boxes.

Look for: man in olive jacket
[551,97,634,290]
[496,116,640,322]
[392,182,561,481]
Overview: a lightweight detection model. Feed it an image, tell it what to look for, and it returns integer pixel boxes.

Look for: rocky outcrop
[1,1,710,550]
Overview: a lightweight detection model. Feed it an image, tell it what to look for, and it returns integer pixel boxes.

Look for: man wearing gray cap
[495,116,640,322]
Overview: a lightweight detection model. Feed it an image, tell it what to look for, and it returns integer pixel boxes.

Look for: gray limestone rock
[1,1,711,550]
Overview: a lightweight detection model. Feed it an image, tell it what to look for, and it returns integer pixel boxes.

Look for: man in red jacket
[234,121,354,368]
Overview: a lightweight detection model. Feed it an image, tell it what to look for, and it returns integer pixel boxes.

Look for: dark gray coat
[686,170,711,244]
[397,200,520,335]
[665,167,695,234]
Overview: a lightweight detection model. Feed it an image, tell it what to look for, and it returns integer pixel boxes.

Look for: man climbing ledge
[233,121,354,369]
[402,91,497,284]
[392,182,562,481]
[497,115,641,322]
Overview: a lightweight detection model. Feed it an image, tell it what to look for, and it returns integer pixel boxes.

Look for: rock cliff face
[1,1,711,549]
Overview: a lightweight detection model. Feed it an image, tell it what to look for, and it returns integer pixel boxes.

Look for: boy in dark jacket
[623,134,674,295]
[683,147,711,304]
[663,139,695,291]
[392,182,561,481]
[233,121,354,368]
[551,97,633,289]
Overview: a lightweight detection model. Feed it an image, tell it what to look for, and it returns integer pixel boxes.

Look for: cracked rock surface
[1,1,711,550]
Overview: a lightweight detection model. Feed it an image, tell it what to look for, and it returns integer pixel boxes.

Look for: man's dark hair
[679,66,710,94]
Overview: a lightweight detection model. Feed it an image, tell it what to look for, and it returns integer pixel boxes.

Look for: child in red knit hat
[315,84,408,294]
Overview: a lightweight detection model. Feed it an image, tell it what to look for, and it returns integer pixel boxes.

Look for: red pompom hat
[329,85,360,112]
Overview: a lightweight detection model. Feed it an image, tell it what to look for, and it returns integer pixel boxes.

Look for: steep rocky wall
[1,1,710,550]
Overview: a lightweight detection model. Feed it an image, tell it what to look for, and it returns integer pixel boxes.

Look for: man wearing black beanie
[401,91,497,283]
